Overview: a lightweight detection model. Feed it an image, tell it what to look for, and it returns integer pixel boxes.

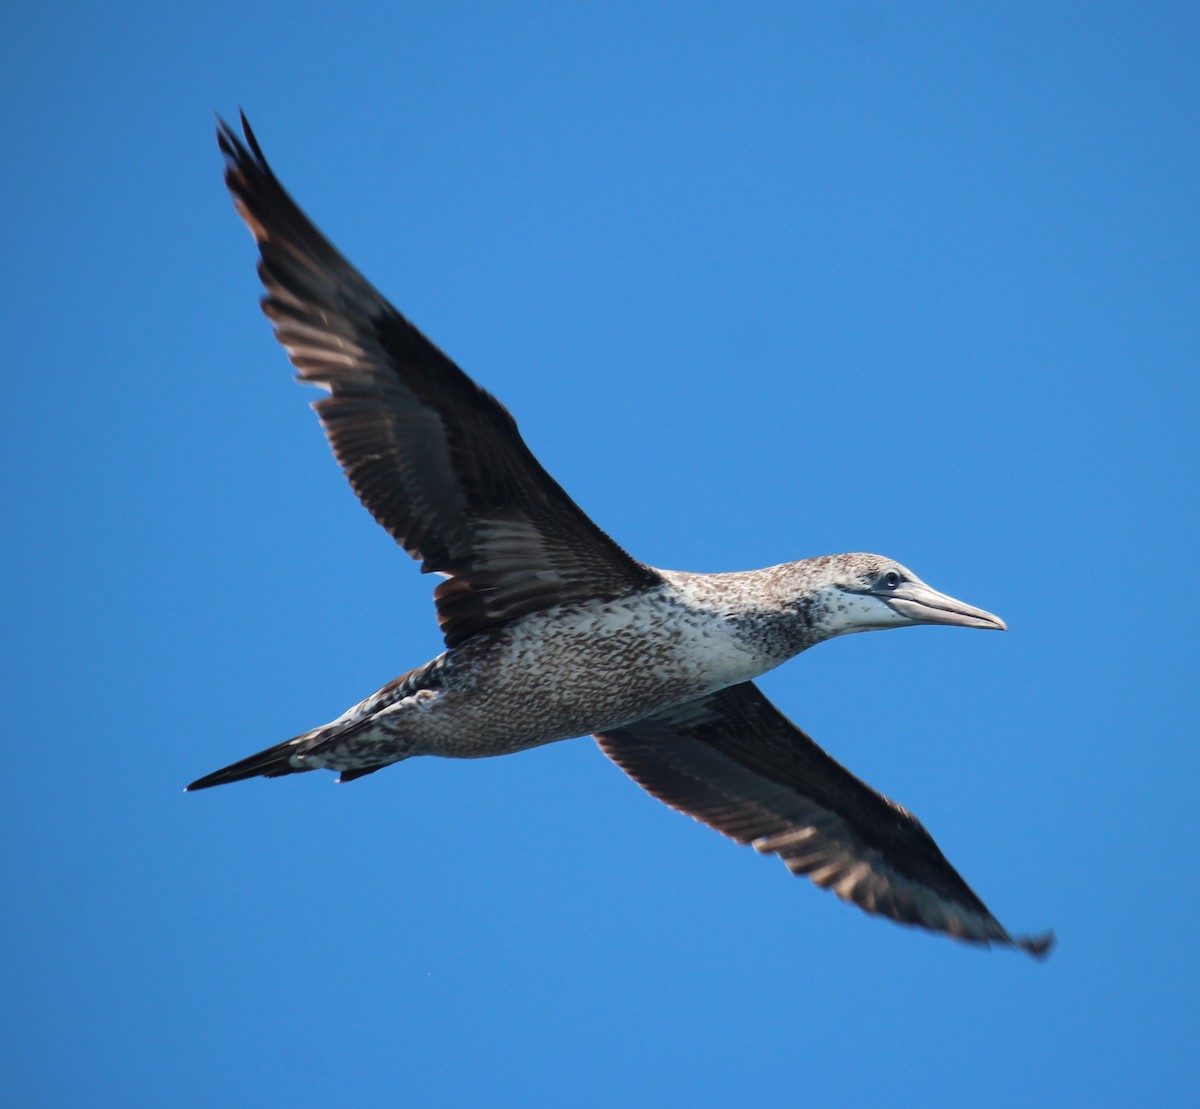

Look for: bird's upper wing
[595,682,1053,956]
[218,116,660,647]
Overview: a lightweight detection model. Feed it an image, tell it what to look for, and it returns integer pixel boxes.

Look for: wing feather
[218,115,660,646]
[596,682,1053,956]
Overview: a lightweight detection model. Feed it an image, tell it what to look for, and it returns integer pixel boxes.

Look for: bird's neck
[656,561,863,663]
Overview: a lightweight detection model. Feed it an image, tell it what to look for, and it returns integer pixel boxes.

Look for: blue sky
[3,2,1197,1105]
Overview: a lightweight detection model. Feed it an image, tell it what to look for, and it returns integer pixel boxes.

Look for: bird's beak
[882,581,1007,631]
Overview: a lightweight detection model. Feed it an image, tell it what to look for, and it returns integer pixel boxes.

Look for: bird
[190,114,1053,958]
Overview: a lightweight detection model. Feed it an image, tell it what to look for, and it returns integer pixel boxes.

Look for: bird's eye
[881,570,902,589]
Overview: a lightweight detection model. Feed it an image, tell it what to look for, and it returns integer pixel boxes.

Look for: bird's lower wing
[595,682,1052,956]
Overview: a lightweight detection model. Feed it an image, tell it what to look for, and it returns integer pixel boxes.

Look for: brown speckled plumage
[188,115,1052,959]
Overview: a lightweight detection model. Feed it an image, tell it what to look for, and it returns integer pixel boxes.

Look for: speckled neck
[656,556,885,664]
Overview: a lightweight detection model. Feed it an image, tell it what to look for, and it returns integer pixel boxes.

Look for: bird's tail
[187,663,438,791]
[185,733,314,791]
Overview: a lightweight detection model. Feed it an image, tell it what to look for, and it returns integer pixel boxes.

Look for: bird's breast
[438,587,774,750]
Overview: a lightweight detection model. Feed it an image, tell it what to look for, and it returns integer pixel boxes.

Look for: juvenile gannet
[189,116,1053,958]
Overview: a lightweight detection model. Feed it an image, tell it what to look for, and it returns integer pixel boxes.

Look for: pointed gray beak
[882,580,1007,631]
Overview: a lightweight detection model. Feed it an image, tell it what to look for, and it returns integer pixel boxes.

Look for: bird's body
[200,560,939,776]
[191,116,1053,957]
[303,572,784,769]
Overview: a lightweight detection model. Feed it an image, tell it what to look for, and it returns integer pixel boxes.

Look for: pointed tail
[185,735,312,791]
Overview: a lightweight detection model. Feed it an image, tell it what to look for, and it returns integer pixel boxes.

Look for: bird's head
[804,553,1006,638]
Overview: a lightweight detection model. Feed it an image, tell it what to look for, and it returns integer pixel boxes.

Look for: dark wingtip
[215,113,239,159]
[1016,930,1056,959]
[237,109,264,160]
[217,111,264,169]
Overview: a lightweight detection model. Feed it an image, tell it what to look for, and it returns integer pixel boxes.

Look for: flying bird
[191,115,1053,958]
